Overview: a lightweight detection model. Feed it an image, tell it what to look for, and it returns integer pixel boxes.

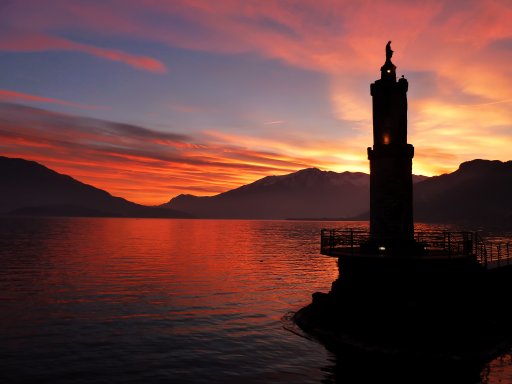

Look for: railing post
[465,232,472,256]
[508,243,510,265]
[447,232,451,258]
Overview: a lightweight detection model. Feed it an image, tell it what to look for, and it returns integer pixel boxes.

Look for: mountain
[6,155,510,226]
[414,159,512,227]
[164,160,512,227]
[0,156,190,218]
[164,168,427,220]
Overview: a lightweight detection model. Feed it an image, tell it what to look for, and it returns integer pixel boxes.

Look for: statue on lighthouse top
[386,41,393,61]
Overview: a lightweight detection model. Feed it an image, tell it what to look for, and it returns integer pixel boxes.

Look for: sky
[1,0,511,205]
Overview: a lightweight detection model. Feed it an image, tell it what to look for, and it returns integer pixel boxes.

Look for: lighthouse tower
[367,41,414,251]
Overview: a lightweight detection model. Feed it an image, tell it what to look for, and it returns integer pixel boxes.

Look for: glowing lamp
[378,246,386,251]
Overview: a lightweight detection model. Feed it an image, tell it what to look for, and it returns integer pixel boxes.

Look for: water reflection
[1,218,339,383]
[0,217,511,383]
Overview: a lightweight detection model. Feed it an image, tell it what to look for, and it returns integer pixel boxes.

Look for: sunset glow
[1,0,511,204]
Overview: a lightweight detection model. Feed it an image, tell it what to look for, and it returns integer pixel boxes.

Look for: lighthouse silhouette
[367,41,415,253]
[296,43,511,372]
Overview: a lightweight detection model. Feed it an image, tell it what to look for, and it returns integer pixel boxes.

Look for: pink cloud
[0,31,166,73]
[0,89,109,110]
[3,1,511,78]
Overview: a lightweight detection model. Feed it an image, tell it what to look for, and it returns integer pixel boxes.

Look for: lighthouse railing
[474,234,512,269]
[321,229,369,255]
[321,228,512,267]
[414,231,474,256]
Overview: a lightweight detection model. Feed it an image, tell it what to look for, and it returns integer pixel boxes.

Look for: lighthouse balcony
[320,228,511,269]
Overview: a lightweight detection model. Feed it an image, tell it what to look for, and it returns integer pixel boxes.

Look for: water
[0,217,511,383]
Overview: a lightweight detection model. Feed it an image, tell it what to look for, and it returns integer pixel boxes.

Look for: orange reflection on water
[2,218,338,324]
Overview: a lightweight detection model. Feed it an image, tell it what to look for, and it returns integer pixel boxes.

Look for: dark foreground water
[1,217,511,383]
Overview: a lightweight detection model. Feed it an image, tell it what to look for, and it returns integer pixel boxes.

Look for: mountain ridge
[163,167,428,220]
[3,155,511,228]
[0,156,190,218]
[164,160,512,228]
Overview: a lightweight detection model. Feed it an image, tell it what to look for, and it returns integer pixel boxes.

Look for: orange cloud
[0,103,334,204]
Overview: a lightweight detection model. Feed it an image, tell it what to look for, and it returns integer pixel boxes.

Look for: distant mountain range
[165,168,372,220]
[164,160,512,228]
[163,168,426,219]
[2,155,511,228]
[0,156,190,218]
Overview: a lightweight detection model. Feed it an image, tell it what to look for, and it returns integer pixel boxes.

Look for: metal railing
[320,229,369,255]
[474,233,512,268]
[414,231,474,257]
[320,229,512,268]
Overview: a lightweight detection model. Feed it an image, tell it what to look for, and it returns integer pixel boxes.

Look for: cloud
[2,1,511,78]
[0,89,108,110]
[100,0,510,165]
[0,103,339,204]
[0,30,166,73]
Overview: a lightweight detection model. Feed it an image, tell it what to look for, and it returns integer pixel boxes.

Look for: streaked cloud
[0,103,332,204]
[0,89,108,110]
[0,30,166,73]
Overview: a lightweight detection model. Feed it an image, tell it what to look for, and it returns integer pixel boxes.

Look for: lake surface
[1,217,511,383]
